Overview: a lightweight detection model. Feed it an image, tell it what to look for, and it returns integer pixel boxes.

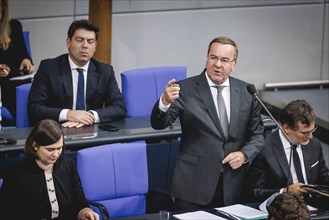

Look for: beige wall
[10,0,328,89]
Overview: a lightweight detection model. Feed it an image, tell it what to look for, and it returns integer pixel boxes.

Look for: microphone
[247,84,258,96]
[0,137,17,145]
[247,84,294,188]
[247,84,292,142]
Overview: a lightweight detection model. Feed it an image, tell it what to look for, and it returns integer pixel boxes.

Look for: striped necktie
[216,86,229,138]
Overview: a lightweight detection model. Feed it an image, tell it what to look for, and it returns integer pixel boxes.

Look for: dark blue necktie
[76,68,85,110]
[292,145,305,183]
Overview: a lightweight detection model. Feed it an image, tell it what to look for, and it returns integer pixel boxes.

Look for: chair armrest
[87,200,110,220]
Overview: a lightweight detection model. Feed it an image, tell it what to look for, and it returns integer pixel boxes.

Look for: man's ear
[66,37,71,48]
[231,61,237,72]
[282,124,290,134]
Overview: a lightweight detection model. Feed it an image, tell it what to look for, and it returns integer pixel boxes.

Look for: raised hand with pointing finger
[162,79,180,105]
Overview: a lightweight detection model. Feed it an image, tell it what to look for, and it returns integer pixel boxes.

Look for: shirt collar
[205,71,230,88]
[279,129,299,149]
[68,55,90,72]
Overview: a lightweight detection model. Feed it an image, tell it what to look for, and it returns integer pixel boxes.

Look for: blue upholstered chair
[0,107,15,122]
[121,66,187,118]
[16,83,31,128]
[77,143,148,219]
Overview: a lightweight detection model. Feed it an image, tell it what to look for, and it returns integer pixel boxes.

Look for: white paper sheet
[173,210,226,220]
[216,204,268,219]
[9,72,35,81]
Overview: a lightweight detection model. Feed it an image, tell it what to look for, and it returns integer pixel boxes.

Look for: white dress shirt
[58,56,99,123]
[205,72,230,122]
[279,130,308,184]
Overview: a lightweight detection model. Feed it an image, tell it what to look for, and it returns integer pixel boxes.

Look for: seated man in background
[246,99,329,209]
[28,19,126,128]
[267,192,310,220]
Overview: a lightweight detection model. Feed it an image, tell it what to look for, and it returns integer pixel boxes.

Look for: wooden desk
[112,208,329,220]
[0,117,181,154]
[0,115,275,154]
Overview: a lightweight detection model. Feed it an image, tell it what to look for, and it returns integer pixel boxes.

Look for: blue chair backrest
[1,106,15,122]
[77,143,148,219]
[16,83,31,128]
[121,66,187,118]
[23,31,32,58]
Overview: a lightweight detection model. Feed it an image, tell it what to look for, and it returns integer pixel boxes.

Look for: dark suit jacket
[28,54,126,124]
[0,20,32,78]
[0,19,33,116]
[151,70,265,205]
[0,156,89,219]
[247,129,329,202]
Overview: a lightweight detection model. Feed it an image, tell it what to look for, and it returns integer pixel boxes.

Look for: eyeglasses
[296,126,318,137]
[208,55,235,65]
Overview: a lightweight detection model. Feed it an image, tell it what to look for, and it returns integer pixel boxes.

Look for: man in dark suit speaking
[150,36,265,210]
[28,20,126,128]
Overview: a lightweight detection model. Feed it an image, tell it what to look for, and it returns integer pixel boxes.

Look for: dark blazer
[0,156,89,219]
[151,70,265,205]
[0,20,32,78]
[28,54,126,125]
[246,129,329,202]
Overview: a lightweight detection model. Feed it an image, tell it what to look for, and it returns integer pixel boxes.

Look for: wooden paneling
[89,0,112,64]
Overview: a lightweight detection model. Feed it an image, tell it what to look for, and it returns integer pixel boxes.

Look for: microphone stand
[248,85,295,190]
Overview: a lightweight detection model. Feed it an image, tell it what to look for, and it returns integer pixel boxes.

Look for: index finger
[166,79,176,87]
[222,153,233,164]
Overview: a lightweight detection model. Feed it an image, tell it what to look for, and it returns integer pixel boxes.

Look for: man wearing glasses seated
[246,99,329,209]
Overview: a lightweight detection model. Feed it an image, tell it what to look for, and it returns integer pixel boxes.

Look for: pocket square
[311,161,319,168]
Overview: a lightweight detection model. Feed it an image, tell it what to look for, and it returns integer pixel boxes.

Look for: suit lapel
[195,70,223,137]
[86,60,99,103]
[301,144,312,183]
[59,55,74,107]
[228,78,240,136]
[271,130,291,182]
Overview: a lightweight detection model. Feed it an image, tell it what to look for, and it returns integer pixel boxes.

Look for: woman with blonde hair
[0,0,35,120]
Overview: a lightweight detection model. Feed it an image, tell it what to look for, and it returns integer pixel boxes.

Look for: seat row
[1,66,187,128]
[0,142,149,219]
